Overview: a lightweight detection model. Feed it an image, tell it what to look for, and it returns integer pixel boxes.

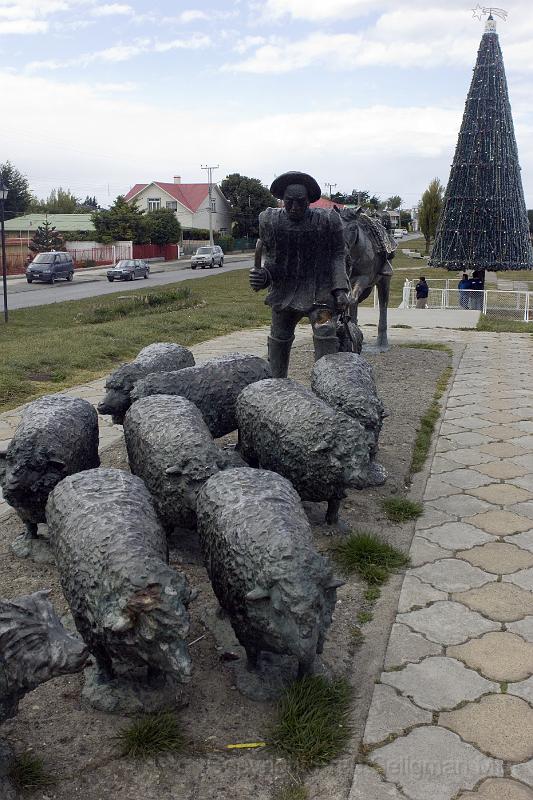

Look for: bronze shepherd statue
[250,171,394,377]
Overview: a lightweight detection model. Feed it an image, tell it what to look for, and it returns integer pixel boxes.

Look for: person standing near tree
[415,276,429,309]
[470,269,485,310]
[249,171,350,378]
[458,272,472,309]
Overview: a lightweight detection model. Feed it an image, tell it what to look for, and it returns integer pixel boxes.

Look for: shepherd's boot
[267,335,294,378]
[313,335,338,363]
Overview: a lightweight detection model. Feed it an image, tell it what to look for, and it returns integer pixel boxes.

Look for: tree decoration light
[430,11,533,271]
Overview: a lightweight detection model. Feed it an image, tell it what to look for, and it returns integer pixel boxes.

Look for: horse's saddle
[358,212,397,263]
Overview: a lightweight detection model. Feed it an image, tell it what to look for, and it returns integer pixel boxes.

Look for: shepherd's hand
[333,289,349,312]
[249,267,269,291]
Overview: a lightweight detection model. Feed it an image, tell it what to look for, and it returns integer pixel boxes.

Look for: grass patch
[76,287,197,324]
[114,712,186,759]
[270,676,352,769]
[274,782,309,800]
[364,587,381,602]
[410,364,453,474]
[9,753,55,790]
[357,610,374,624]
[391,324,412,329]
[333,532,410,585]
[0,268,273,411]
[382,497,423,524]
[476,315,532,334]
[399,342,453,354]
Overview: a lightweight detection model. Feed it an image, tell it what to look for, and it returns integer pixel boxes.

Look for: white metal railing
[399,280,532,322]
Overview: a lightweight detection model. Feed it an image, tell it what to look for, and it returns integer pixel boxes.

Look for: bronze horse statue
[336,207,395,350]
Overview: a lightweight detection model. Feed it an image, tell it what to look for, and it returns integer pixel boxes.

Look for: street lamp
[0,181,8,323]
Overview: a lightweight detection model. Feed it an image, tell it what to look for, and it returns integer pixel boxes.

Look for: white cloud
[179,9,209,23]
[0,18,47,32]
[233,35,267,54]
[26,34,211,70]
[91,3,133,17]
[260,0,372,21]
[226,6,533,73]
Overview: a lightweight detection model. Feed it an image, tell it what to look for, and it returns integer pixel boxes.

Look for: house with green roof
[4,213,95,237]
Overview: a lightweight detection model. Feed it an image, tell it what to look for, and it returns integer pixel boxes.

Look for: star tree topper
[471,5,508,22]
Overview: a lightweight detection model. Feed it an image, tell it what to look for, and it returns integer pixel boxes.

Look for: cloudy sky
[2,0,533,209]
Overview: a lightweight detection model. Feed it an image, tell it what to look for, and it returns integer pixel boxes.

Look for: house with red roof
[124,176,232,234]
[310,197,344,210]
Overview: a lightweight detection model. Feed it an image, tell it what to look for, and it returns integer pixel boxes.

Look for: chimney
[174,175,181,184]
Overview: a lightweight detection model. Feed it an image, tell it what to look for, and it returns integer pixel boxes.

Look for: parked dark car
[26,252,74,284]
[106,260,150,282]
[190,245,224,269]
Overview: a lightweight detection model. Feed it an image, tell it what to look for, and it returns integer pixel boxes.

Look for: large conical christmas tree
[430,15,533,271]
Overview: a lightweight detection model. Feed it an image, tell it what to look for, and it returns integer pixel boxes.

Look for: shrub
[334,533,410,584]
[115,712,186,758]
[382,497,423,523]
[270,676,352,769]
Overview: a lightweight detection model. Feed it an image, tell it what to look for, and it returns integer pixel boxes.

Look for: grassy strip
[270,676,352,769]
[334,532,410,585]
[476,315,532,334]
[114,712,186,758]
[399,342,453,354]
[410,364,453,475]
[382,497,423,524]
[9,753,56,790]
[0,269,273,411]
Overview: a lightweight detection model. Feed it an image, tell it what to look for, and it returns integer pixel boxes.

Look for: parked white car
[190,245,224,269]
[393,229,404,239]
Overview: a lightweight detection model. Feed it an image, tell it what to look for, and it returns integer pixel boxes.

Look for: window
[148,198,161,211]
[166,201,177,211]
[210,198,216,213]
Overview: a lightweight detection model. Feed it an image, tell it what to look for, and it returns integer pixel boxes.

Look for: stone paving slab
[370,727,503,800]
[458,779,533,800]
[439,695,533,762]
[381,656,497,711]
[350,333,533,800]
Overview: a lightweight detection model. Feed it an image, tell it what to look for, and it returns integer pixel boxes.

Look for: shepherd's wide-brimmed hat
[270,171,321,203]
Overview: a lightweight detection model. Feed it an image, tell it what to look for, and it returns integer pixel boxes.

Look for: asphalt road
[6,258,254,310]
[6,232,420,311]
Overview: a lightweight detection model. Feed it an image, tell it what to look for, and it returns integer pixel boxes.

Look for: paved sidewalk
[350,334,533,799]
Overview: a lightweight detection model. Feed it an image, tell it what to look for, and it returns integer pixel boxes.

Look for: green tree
[0,161,32,219]
[527,209,533,233]
[400,210,412,229]
[419,178,444,254]
[29,220,65,253]
[92,196,149,244]
[29,187,96,214]
[330,189,370,206]
[385,195,402,210]
[146,208,182,245]
[368,195,383,211]
[220,173,278,238]
[80,195,99,211]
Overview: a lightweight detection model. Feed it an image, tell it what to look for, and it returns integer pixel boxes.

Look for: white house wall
[128,184,231,232]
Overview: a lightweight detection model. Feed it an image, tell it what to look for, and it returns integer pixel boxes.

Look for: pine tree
[29,220,65,253]
[430,16,533,271]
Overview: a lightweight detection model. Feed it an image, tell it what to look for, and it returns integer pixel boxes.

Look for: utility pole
[0,187,7,323]
[201,164,219,246]
[324,182,337,200]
